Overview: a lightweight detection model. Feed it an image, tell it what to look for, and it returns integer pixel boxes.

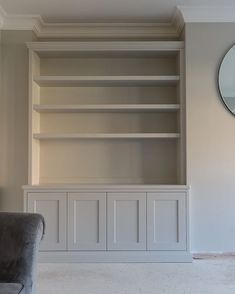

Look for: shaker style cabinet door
[107,193,146,250]
[147,192,187,251]
[68,193,106,251]
[27,193,67,251]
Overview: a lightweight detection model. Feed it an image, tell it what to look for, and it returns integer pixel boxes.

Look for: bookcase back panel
[40,57,177,76]
[39,140,177,184]
[40,86,177,105]
[40,112,178,133]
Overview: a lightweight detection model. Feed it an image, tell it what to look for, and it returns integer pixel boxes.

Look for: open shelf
[27,41,185,186]
[33,104,180,113]
[33,133,180,140]
[33,75,180,87]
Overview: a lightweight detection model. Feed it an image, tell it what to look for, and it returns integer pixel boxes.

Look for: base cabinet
[147,193,186,250]
[68,193,106,250]
[107,193,146,250]
[27,193,67,251]
[24,186,191,262]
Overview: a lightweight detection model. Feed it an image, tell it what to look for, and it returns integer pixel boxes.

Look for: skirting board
[38,251,192,263]
[192,252,235,259]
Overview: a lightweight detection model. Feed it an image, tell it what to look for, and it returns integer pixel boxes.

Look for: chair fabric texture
[0,213,45,294]
[0,283,24,294]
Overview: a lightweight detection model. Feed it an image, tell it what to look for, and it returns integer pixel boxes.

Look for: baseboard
[38,251,192,263]
[192,251,235,260]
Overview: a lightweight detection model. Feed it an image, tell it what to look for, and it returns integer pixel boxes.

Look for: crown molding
[2,5,235,38]
[172,7,184,36]
[3,15,42,31]
[0,4,184,39]
[36,22,179,39]
[178,5,235,23]
[0,5,42,31]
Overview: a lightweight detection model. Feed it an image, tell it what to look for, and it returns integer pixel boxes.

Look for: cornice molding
[36,22,179,39]
[0,5,184,39]
[178,5,235,23]
[172,8,184,36]
[3,15,42,31]
[2,5,235,38]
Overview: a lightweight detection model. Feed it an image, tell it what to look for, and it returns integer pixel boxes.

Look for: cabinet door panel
[107,193,146,250]
[147,192,186,250]
[27,192,67,251]
[68,193,106,250]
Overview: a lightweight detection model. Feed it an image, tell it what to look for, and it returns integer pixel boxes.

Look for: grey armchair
[0,213,45,294]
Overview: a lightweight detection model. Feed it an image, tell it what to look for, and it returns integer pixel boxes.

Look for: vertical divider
[106,192,108,251]
[66,192,68,250]
[177,48,186,184]
[29,50,41,185]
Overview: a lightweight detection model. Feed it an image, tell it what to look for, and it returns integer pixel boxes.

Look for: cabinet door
[27,193,67,251]
[147,192,187,251]
[107,193,146,250]
[68,193,106,250]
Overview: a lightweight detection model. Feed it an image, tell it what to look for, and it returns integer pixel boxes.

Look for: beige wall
[0,31,36,211]
[185,23,235,252]
[0,30,3,209]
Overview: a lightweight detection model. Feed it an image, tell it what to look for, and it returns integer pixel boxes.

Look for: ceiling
[1,0,235,23]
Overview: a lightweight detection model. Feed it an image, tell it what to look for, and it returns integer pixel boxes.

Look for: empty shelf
[34,75,180,87]
[33,104,180,113]
[33,133,180,140]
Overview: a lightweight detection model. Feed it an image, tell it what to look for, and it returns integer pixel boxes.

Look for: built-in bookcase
[24,41,190,262]
[27,41,185,186]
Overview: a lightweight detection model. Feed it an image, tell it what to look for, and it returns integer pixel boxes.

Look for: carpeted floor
[37,258,235,294]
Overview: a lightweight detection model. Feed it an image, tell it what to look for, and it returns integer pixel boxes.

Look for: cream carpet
[37,258,235,294]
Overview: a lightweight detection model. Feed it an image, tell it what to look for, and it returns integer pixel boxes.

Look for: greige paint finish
[0,31,36,211]
[0,0,234,23]
[28,192,67,250]
[0,31,3,210]
[107,193,147,250]
[147,192,187,250]
[185,23,235,252]
[68,193,107,251]
[2,25,235,253]
[24,187,190,261]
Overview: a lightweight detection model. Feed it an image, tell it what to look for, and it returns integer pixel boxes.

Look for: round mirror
[218,45,235,115]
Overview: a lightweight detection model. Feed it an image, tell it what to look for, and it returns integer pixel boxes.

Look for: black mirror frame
[218,44,235,117]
